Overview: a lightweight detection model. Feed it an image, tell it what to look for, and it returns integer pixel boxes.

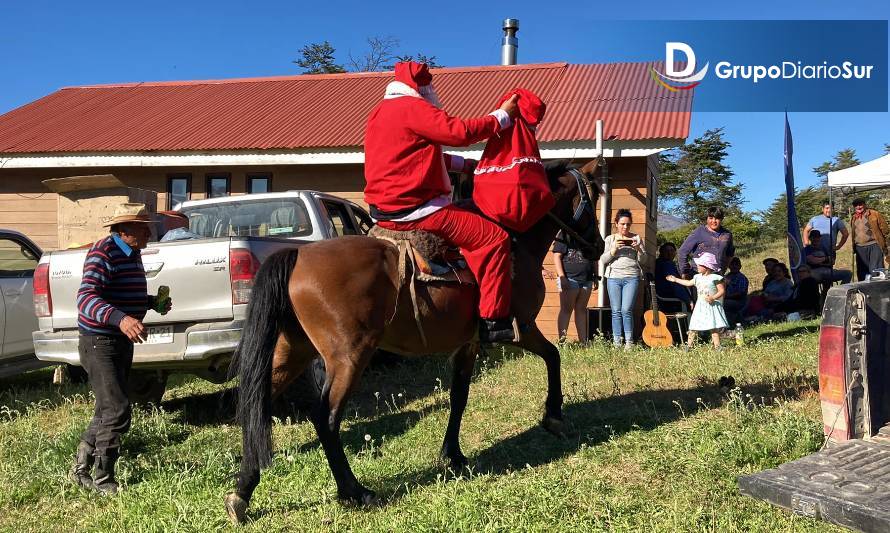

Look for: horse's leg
[312,348,376,505]
[440,343,478,470]
[227,331,314,523]
[516,325,566,437]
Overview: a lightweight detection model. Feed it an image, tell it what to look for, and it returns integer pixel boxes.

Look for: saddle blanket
[368,225,475,284]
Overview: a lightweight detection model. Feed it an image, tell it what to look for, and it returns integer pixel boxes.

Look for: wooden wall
[0,156,658,341]
[537,156,659,341]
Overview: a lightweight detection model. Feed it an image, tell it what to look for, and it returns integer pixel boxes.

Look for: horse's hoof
[440,451,469,473]
[540,416,567,438]
[339,487,377,507]
[225,492,249,525]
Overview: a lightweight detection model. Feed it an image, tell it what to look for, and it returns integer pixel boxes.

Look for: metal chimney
[501,18,519,65]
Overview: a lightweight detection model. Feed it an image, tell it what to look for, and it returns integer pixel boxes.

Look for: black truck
[739,279,890,532]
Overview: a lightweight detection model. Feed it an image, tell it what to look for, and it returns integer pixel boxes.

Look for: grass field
[0,320,841,532]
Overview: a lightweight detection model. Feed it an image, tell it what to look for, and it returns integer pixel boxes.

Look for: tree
[812,148,860,185]
[658,128,744,224]
[348,36,400,72]
[757,185,828,241]
[391,53,442,69]
[293,41,346,74]
[884,143,890,155]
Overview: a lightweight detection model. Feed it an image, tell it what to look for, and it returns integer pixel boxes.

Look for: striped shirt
[77,234,148,335]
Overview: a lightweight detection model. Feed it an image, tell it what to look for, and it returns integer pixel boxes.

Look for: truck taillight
[33,263,52,317]
[818,324,850,441]
[230,250,261,305]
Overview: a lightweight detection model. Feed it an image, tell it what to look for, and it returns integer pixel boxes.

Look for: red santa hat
[395,61,433,91]
[392,61,441,107]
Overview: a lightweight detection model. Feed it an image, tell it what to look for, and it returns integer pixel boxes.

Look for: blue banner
[784,112,804,279]
[611,20,888,111]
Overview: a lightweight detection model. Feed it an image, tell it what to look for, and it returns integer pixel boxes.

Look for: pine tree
[293,41,346,74]
[658,128,744,224]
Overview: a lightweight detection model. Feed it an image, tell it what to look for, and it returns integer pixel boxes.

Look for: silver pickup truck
[32,191,372,401]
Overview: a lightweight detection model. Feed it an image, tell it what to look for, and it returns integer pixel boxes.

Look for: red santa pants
[377,204,511,319]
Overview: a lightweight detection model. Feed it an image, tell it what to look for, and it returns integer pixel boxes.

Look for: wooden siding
[0,156,659,341]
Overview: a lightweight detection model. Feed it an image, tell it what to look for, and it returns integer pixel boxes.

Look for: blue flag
[784,112,804,280]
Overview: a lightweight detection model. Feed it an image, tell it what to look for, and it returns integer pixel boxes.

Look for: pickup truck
[739,279,890,532]
[0,230,51,378]
[32,191,372,402]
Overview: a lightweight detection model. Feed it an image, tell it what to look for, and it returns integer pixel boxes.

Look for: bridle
[546,164,603,256]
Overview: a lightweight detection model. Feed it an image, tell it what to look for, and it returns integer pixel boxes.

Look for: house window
[167,174,191,209]
[247,174,271,194]
[206,173,230,198]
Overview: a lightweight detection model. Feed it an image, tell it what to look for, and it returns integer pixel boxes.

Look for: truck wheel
[128,371,169,406]
[283,357,326,409]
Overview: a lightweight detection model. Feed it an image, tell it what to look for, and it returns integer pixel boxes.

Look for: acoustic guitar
[642,281,673,348]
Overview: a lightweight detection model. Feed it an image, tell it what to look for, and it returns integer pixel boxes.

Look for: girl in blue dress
[666,252,730,349]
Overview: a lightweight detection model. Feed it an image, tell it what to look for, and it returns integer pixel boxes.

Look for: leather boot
[93,455,120,495]
[69,441,94,489]
[479,317,517,344]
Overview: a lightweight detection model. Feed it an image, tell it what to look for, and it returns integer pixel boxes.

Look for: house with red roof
[0,61,691,340]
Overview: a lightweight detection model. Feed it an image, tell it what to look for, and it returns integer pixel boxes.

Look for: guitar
[642,281,673,348]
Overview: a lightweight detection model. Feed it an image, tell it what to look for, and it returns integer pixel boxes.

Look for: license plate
[144,326,173,344]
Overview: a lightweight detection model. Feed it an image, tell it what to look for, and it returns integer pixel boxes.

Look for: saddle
[368,225,475,285]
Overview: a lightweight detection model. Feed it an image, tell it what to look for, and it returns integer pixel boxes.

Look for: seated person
[761,257,779,291]
[746,262,793,319]
[654,242,692,312]
[722,257,749,324]
[776,265,822,317]
[804,230,853,284]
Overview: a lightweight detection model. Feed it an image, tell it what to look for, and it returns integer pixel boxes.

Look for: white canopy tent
[827,154,890,190]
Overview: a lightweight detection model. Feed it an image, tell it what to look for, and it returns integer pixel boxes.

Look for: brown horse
[224,159,604,523]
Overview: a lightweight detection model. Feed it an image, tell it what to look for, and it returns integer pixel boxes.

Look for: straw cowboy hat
[103,203,153,227]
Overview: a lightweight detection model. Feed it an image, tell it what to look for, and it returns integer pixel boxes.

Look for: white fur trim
[384,81,440,108]
[384,81,421,99]
[474,156,544,175]
[488,109,513,130]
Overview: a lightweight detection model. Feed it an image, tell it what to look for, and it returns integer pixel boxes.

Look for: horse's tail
[230,248,299,473]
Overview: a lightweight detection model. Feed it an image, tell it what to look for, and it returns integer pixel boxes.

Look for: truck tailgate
[739,438,890,532]
[48,238,235,329]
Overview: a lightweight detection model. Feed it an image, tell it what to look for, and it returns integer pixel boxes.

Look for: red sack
[473,88,554,232]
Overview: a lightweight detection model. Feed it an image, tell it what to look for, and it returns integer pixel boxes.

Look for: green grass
[0,320,841,532]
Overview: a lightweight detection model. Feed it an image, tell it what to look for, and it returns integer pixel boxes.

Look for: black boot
[69,441,94,489]
[93,455,120,495]
[479,317,517,344]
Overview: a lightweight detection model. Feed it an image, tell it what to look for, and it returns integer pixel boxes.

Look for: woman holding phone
[601,209,646,349]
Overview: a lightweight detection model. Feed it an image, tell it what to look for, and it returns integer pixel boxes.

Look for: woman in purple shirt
[678,206,736,277]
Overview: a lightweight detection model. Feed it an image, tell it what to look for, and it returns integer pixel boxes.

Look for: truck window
[180,198,313,238]
[349,206,374,235]
[0,237,38,277]
[323,201,358,236]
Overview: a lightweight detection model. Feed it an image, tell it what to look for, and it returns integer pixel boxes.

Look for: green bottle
[156,285,170,314]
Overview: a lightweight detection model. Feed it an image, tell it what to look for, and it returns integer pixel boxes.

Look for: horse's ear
[579,158,600,177]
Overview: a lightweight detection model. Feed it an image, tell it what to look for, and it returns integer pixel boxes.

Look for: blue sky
[2,0,887,212]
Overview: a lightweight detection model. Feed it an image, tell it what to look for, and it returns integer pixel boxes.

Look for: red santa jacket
[364,95,500,215]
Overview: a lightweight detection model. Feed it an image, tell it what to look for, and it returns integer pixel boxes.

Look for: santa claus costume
[364,61,516,342]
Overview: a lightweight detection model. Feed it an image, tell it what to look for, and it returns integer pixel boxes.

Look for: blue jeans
[607,277,639,345]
